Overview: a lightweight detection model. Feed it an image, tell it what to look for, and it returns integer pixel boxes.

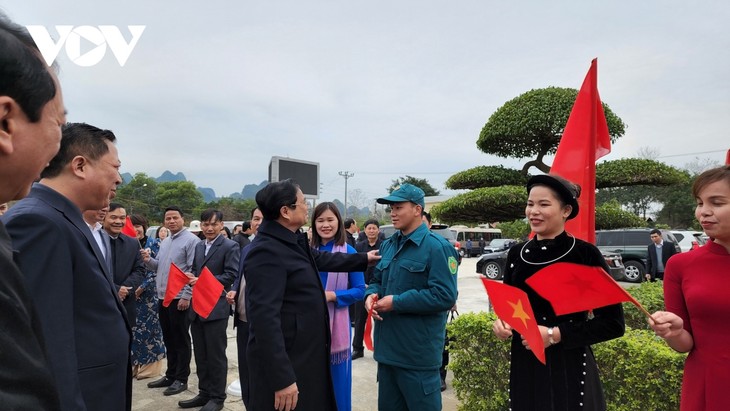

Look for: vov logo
[26,25,146,67]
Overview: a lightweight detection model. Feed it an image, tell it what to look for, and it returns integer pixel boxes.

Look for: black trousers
[352,299,367,352]
[191,317,228,402]
[235,318,250,410]
[158,300,192,382]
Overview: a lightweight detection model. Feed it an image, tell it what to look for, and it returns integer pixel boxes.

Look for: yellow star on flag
[508,299,531,329]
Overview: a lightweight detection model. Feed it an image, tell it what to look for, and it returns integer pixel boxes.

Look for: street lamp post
[130,183,148,214]
[338,171,354,219]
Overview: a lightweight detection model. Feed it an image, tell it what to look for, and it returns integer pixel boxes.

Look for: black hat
[527,174,580,220]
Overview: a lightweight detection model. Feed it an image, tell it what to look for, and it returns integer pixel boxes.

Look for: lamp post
[129,183,147,214]
[338,171,354,219]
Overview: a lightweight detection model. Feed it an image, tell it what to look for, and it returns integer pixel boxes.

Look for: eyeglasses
[289,200,308,209]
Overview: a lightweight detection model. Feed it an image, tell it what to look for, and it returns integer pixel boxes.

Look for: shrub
[448,312,685,411]
[447,312,509,411]
[593,328,685,411]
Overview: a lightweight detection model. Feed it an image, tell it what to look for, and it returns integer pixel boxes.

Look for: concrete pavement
[131,258,490,411]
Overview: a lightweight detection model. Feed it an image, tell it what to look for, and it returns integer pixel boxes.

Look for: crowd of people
[2,11,730,411]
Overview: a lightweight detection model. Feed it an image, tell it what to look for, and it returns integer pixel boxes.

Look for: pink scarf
[325,243,350,364]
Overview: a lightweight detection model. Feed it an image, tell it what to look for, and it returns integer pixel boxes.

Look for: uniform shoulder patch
[448,256,458,274]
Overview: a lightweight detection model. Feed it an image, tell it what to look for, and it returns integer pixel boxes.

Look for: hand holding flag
[481,278,546,364]
[163,263,189,307]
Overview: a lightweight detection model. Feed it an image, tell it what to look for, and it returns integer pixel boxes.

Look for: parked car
[595,228,681,283]
[476,249,509,280]
[602,251,626,282]
[483,238,517,254]
[671,230,706,252]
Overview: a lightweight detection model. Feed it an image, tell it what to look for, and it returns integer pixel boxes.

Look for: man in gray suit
[178,209,239,411]
[3,123,130,411]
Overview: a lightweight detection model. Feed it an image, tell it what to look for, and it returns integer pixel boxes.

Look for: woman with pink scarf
[311,202,366,411]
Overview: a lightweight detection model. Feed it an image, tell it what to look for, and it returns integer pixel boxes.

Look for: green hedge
[448,312,685,411]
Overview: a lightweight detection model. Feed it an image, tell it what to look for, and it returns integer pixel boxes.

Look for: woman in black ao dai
[493,175,625,411]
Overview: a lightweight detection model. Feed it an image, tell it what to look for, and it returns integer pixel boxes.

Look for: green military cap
[377,183,425,208]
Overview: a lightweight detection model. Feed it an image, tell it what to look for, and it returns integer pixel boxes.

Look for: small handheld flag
[481,278,545,364]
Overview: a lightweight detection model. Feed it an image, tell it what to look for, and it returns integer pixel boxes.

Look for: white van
[450,225,502,258]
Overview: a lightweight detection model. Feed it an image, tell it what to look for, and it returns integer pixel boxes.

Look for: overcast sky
[6,1,729,204]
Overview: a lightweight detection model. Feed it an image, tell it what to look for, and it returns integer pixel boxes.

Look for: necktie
[109,237,117,279]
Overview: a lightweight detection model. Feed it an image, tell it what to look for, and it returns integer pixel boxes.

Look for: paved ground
[132,258,491,411]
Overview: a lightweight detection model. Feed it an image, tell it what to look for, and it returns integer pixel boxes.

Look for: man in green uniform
[365,184,458,411]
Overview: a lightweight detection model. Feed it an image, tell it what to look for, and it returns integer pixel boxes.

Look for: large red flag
[481,278,545,364]
[550,59,611,244]
[525,262,647,316]
[192,266,224,319]
[121,216,137,238]
[725,149,729,165]
[163,263,189,307]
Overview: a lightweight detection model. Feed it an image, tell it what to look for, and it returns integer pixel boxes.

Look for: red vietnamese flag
[550,59,611,244]
[192,266,224,319]
[481,278,545,364]
[525,262,643,315]
[163,263,189,307]
[121,216,137,237]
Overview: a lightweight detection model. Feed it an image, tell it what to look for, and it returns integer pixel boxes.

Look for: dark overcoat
[243,220,367,411]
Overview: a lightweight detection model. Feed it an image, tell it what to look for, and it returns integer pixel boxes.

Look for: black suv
[595,228,681,283]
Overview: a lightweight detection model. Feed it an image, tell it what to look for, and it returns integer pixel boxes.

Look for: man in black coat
[103,203,146,327]
[243,180,379,411]
[232,221,252,249]
[646,229,679,281]
[3,123,131,411]
[0,14,65,409]
[352,218,382,359]
[178,209,239,411]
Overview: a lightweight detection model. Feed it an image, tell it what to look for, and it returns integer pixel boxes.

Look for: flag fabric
[481,278,545,364]
[163,262,189,307]
[550,59,611,244]
[121,216,137,237]
[364,295,378,351]
[725,148,729,165]
[525,262,642,315]
[192,266,224,319]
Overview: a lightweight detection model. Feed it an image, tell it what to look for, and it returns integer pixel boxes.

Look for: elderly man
[3,122,130,411]
[244,180,379,411]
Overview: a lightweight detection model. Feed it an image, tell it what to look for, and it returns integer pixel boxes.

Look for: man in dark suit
[244,180,378,411]
[3,123,131,411]
[0,14,64,409]
[103,203,147,327]
[232,221,252,249]
[178,209,239,411]
[646,229,679,282]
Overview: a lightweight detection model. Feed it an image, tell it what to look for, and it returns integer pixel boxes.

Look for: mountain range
[120,171,371,217]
